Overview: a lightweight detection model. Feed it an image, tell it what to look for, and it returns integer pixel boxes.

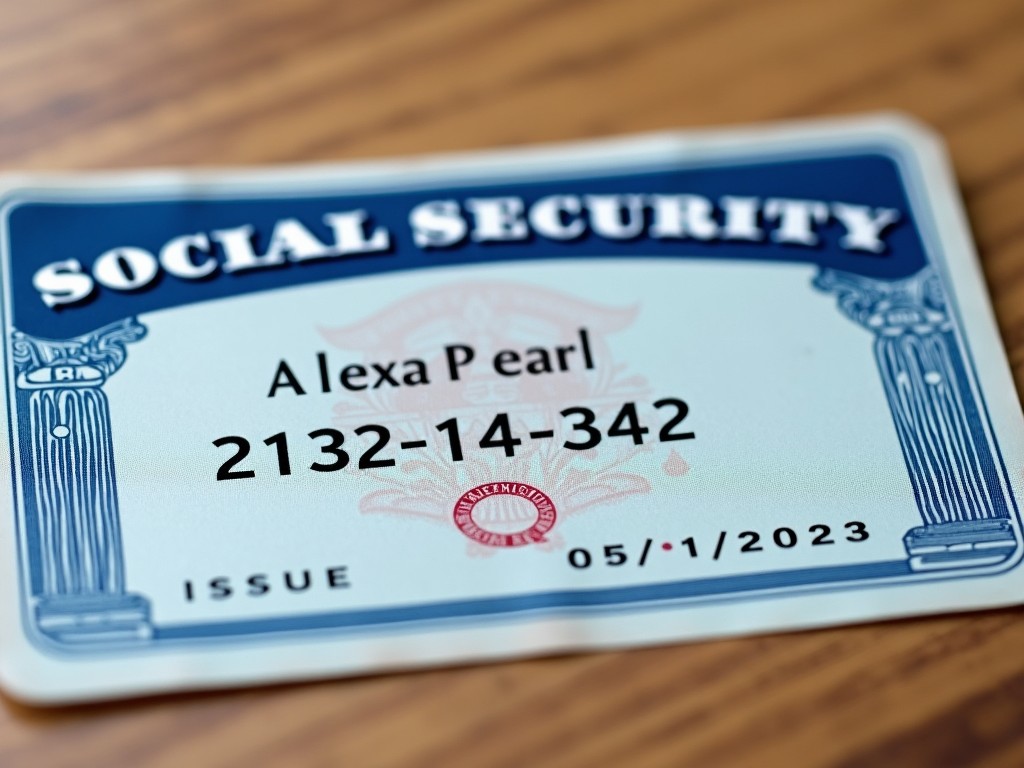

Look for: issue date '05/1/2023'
[212,399,694,480]
[567,523,871,569]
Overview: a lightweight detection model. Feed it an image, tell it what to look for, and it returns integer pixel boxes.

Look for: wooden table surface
[1,0,1023,765]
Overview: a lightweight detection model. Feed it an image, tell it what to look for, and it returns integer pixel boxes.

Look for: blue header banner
[5,152,925,338]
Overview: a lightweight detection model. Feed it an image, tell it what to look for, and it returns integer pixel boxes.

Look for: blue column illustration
[11,318,151,643]
[815,267,1017,570]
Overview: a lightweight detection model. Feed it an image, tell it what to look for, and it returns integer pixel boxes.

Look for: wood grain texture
[0,0,1023,765]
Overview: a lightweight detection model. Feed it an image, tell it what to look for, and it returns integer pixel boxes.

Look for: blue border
[3,131,1021,657]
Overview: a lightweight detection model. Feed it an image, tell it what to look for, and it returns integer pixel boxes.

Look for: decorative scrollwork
[813,267,950,337]
[11,318,146,379]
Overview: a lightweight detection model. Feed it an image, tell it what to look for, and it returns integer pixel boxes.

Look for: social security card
[1,114,1022,703]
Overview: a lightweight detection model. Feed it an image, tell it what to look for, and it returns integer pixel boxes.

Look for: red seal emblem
[453,482,557,547]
